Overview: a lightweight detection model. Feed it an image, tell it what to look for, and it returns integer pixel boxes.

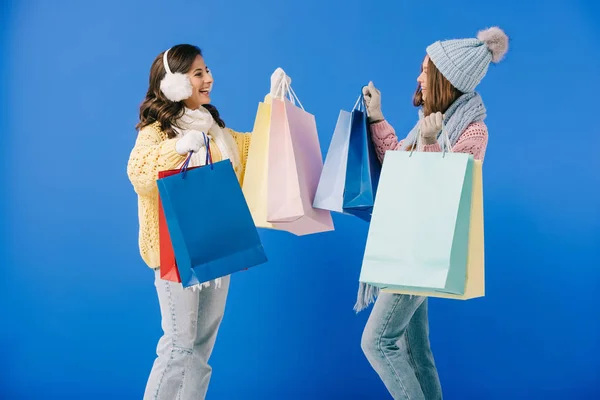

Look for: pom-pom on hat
[426,27,509,93]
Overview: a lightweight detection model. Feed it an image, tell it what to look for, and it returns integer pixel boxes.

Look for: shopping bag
[158,150,268,288]
[241,101,276,230]
[267,97,303,222]
[313,109,353,214]
[157,167,195,283]
[342,94,382,222]
[359,148,474,294]
[381,160,485,299]
[265,86,334,235]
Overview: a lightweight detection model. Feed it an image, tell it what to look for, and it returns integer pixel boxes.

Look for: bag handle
[275,75,305,111]
[409,122,453,157]
[180,133,213,179]
[353,92,366,113]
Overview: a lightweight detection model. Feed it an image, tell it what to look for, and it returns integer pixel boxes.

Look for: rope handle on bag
[353,92,367,113]
[409,121,453,158]
[275,74,305,111]
[204,133,213,168]
[180,133,213,179]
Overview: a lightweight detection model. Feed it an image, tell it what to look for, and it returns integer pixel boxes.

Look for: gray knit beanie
[426,27,509,93]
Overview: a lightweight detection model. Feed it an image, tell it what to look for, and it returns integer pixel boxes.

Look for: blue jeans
[144,271,229,400]
[361,293,442,400]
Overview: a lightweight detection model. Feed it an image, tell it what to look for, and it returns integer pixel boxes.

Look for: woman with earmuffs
[127,44,288,400]
[357,28,509,399]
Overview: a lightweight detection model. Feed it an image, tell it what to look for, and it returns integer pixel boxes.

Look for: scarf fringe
[354,282,380,313]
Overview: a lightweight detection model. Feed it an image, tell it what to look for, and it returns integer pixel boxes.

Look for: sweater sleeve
[420,121,488,161]
[228,128,252,185]
[127,124,187,196]
[369,120,405,164]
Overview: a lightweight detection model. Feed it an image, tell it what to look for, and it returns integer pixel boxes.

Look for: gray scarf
[354,92,486,312]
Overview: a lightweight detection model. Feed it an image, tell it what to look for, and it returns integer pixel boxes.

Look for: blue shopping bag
[359,148,474,294]
[157,143,268,288]
[313,109,352,214]
[342,93,382,222]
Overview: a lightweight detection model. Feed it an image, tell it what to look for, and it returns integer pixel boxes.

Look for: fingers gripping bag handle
[180,133,213,179]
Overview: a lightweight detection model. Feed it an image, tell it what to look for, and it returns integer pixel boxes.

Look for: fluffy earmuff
[159,48,193,102]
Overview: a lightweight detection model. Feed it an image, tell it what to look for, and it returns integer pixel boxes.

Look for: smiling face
[183,55,214,110]
[412,54,463,117]
[417,55,429,102]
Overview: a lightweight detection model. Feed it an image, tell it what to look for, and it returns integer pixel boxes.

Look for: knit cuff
[421,143,442,153]
[369,120,394,140]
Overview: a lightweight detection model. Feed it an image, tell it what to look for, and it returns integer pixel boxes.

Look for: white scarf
[173,106,242,179]
[172,106,242,291]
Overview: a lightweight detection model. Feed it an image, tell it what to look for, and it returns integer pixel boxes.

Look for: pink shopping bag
[267,96,334,236]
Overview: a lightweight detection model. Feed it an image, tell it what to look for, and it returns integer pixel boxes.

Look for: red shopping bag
[158,154,200,283]
[158,168,183,282]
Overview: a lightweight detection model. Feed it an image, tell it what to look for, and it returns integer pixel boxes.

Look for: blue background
[2,0,599,398]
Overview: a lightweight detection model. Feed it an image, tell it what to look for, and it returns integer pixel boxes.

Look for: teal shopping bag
[359,150,474,294]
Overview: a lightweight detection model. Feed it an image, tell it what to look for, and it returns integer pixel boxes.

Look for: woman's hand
[175,130,207,155]
[270,67,292,100]
[362,81,384,123]
[419,112,443,145]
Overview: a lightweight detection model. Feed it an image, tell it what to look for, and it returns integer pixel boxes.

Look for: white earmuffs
[159,48,193,102]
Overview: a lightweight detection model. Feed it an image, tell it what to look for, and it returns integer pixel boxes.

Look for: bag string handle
[180,133,213,179]
[409,122,453,157]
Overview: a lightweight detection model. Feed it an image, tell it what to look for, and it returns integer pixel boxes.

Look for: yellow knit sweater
[127,121,252,268]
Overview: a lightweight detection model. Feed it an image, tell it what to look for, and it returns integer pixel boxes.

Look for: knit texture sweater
[370,120,488,162]
[127,121,251,269]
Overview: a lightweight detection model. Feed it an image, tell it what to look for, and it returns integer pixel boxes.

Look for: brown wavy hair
[413,57,463,117]
[136,44,225,139]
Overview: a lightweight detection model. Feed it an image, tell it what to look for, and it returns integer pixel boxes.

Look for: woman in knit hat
[127,44,288,400]
[359,27,509,399]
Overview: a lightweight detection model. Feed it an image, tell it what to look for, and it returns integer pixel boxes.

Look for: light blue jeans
[144,271,230,400]
[361,293,442,400]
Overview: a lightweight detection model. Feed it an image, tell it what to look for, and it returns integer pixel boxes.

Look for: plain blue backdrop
[2,0,599,399]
